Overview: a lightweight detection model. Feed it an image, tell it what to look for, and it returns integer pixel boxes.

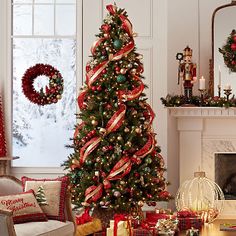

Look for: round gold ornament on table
[175,171,224,223]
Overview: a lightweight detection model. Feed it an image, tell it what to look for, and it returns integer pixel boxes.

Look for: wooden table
[179,219,236,236]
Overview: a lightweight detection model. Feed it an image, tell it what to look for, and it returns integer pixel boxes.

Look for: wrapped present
[106,214,132,236]
[133,228,157,236]
[76,218,102,236]
[178,218,202,231]
[146,211,176,226]
[186,227,200,236]
[93,230,106,236]
[177,210,197,219]
[156,219,179,235]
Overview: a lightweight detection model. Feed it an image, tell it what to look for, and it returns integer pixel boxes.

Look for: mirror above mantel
[211,0,236,97]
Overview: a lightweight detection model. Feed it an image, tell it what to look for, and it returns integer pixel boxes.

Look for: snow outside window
[12,0,77,167]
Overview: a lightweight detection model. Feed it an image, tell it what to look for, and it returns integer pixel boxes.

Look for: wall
[166,0,230,209]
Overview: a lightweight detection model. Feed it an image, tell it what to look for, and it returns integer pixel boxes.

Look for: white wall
[166,0,230,209]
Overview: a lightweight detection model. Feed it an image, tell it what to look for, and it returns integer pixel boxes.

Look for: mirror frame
[210,0,236,96]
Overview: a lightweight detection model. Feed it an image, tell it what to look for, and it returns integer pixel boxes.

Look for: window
[12,0,78,167]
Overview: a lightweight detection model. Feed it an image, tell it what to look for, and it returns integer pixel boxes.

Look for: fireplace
[169,107,236,218]
[215,153,236,200]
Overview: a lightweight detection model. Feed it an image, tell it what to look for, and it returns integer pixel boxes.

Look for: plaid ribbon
[178,218,202,230]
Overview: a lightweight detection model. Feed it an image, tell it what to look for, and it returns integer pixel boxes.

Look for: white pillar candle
[218,65,221,87]
[224,84,231,90]
[199,76,206,90]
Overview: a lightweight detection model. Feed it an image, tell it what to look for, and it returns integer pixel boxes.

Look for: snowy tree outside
[12,1,77,167]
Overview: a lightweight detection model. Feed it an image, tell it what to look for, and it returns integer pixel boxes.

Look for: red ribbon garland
[118,75,145,102]
[79,104,126,165]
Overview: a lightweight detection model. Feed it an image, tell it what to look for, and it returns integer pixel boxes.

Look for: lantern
[175,171,224,223]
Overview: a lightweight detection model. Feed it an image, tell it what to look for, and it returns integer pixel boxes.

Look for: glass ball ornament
[116,74,126,83]
[113,39,123,50]
[175,171,224,223]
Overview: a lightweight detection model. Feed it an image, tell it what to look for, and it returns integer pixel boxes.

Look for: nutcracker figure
[176,46,197,99]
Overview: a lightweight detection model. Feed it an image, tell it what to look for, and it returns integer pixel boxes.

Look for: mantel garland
[161,94,236,108]
[22,63,63,106]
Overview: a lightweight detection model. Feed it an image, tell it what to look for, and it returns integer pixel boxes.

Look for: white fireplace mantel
[169,107,236,118]
[168,107,236,217]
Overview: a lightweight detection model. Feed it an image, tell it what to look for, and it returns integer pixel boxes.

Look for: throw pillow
[21,176,69,222]
[0,190,47,224]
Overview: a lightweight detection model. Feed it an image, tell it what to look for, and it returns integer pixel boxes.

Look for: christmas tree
[36,185,48,206]
[63,4,170,212]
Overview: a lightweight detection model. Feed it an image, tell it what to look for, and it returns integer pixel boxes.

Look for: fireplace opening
[215,153,236,200]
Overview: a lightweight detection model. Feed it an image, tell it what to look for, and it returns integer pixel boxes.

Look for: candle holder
[218,84,221,97]
[223,88,232,101]
[198,89,206,105]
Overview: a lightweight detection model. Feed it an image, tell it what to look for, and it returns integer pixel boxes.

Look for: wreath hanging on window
[22,63,63,106]
[219,29,236,73]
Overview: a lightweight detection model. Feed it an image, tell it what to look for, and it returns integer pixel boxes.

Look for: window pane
[56,5,76,35]
[13,5,32,35]
[56,0,76,3]
[13,0,32,3]
[12,38,76,167]
[34,0,54,3]
[34,5,54,35]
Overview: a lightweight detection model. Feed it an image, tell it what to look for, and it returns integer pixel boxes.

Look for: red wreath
[22,64,63,106]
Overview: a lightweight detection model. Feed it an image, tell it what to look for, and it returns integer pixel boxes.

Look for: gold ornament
[124,127,130,133]
[127,63,132,69]
[131,68,137,74]
[133,32,138,37]
[126,141,132,147]
[138,201,144,207]
[99,128,107,135]
[117,136,123,141]
[120,68,126,74]
[135,127,142,134]
[91,120,98,126]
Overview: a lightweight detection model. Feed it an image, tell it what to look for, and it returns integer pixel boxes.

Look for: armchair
[0,175,76,236]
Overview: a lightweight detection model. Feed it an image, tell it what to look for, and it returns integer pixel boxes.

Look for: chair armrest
[0,209,16,236]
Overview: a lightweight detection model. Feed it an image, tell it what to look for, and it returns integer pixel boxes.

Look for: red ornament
[86,64,91,72]
[101,24,111,33]
[233,35,236,42]
[159,190,170,199]
[232,60,236,65]
[22,64,63,106]
[91,86,97,91]
[231,43,236,51]
[134,173,140,178]
[97,85,102,91]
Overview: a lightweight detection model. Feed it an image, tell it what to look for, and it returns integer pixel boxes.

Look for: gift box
[146,211,175,227]
[133,228,157,236]
[76,218,102,236]
[178,218,202,231]
[107,220,132,236]
[93,231,106,236]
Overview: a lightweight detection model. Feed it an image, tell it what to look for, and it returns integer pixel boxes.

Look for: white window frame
[0,0,83,178]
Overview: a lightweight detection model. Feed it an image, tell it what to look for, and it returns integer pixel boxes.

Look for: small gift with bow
[76,208,102,236]
[106,214,133,236]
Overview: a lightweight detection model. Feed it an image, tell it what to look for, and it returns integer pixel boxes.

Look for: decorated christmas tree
[63,4,170,212]
[35,185,48,206]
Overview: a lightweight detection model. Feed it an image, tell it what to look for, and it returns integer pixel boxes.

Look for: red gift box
[146,211,170,222]
[178,217,203,231]
[133,228,157,236]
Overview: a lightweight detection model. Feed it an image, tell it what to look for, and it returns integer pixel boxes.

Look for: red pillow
[21,176,69,222]
[0,190,47,224]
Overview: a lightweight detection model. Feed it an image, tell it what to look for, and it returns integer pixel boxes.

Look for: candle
[218,65,221,87]
[199,76,206,90]
[224,84,231,90]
